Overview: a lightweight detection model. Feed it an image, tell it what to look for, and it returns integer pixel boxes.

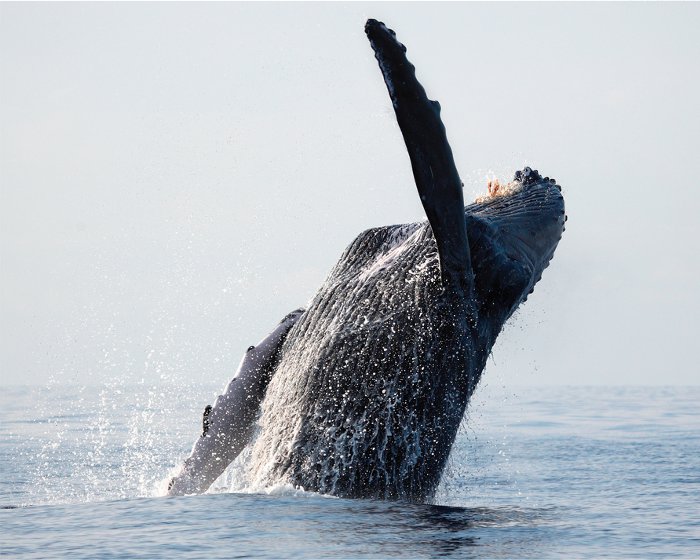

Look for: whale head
[467,167,566,316]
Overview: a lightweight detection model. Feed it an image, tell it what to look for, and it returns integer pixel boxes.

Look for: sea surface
[1,383,698,558]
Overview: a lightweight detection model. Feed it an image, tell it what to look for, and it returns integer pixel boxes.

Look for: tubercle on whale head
[515,166,545,187]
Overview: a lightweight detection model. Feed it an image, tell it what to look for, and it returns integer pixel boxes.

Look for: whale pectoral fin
[166,308,305,496]
[365,19,472,288]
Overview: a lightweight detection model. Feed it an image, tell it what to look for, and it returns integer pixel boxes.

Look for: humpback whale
[167,19,565,501]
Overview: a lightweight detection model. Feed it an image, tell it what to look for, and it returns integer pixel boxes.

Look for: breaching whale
[167,19,565,501]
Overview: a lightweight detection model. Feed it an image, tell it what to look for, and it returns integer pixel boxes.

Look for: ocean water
[1,383,698,558]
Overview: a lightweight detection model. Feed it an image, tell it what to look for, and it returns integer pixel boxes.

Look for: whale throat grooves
[248,223,487,501]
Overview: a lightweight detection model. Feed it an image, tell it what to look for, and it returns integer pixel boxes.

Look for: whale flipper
[365,19,471,288]
[166,309,304,496]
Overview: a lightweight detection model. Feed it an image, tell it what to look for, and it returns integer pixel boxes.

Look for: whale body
[167,20,565,502]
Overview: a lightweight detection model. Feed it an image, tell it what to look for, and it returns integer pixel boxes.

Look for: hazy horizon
[1,3,699,388]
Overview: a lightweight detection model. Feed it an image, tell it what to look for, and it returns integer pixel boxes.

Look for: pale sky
[1,2,698,386]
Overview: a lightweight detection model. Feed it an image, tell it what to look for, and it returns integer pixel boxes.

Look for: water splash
[10,382,218,505]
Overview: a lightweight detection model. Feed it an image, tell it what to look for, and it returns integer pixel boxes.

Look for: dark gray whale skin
[246,20,566,502]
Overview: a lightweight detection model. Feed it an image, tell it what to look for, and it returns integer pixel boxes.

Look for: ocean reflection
[302,498,551,558]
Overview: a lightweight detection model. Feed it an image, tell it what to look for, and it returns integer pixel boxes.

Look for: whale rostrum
[167,20,565,502]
